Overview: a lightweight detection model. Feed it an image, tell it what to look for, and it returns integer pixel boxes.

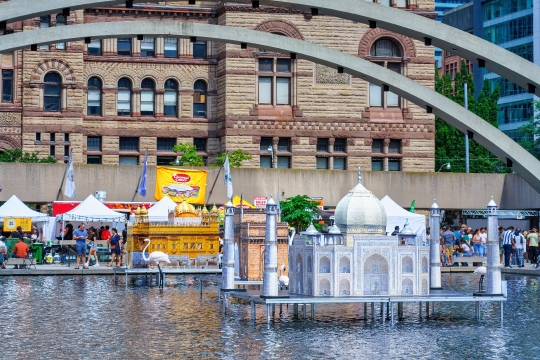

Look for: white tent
[0,195,49,222]
[147,197,176,222]
[380,195,426,242]
[55,195,125,222]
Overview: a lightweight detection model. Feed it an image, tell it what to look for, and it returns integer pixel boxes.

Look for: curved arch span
[0,0,538,97]
[0,21,539,192]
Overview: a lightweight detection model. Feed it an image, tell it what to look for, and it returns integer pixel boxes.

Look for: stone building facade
[0,0,436,171]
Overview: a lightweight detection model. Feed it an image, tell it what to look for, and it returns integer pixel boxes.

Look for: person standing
[73,224,88,269]
[391,226,400,236]
[441,226,455,266]
[10,226,23,239]
[512,229,526,268]
[101,226,111,241]
[528,228,539,266]
[64,223,74,240]
[472,229,482,257]
[108,228,122,267]
[86,227,99,267]
[479,228,488,257]
[498,226,504,264]
[502,226,515,268]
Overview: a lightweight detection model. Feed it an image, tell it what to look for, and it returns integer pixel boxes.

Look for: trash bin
[32,243,43,264]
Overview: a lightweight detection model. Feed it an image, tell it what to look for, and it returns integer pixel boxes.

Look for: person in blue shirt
[73,223,88,269]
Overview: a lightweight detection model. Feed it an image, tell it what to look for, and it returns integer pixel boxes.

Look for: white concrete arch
[1,21,540,192]
[1,0,539,97]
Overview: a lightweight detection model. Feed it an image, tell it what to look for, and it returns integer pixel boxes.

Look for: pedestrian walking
[441,226,455,266]
[108,228,122,267]
[73,224,88,269]
[512,229,525,268]
[498,226,504,264]
[502,226,515,268]
[86,227,99,267]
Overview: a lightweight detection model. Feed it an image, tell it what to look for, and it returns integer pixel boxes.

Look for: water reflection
[0,273,538,359]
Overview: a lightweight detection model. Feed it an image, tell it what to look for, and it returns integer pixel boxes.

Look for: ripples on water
[0,273,537,359]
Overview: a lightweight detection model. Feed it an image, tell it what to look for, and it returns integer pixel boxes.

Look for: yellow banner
[4,218,32,232]
[154,167,207,204]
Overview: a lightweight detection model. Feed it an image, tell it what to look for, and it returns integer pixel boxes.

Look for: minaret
[486,196,502,294]
[429,199,442,289]
[262,196,279,297]
[221,201,235,291]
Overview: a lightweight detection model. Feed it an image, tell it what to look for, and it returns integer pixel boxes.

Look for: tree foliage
[214,149,253,168]
[518,100,540,159]
[0,149,56,163]
[172,143,205,166]
[435,61,511,173]
[280,195,321,232]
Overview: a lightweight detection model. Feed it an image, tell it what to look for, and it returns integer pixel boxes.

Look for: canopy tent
[129,196,176,223]
[0,195,49,222]
[380,196,426,242]
[218,195,255,211]
[55,195,125,222]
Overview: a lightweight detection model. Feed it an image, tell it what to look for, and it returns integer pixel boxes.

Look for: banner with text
[4,218,32,232]
[154,167,207,204]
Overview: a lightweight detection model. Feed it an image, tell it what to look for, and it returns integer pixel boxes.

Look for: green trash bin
[32,243,43,264]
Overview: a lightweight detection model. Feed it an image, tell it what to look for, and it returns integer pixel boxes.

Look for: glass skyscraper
[434,0,470,67]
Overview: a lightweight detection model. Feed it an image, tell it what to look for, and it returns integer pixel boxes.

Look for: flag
[137,151,148,197]
[276,192,282,219]
[63,152,76,199]
[410,200,415,213]
[224,154,233,199]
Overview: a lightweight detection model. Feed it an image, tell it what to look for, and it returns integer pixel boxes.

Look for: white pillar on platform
[262,196,279,297]
[429,199,442,289]
[222,201,235,290]
[486,196,502,294]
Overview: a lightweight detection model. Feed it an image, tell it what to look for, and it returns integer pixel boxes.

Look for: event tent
[0,195,49,222]
[128,196,176,223]
[55,195,125,222]
[380,195,426,242]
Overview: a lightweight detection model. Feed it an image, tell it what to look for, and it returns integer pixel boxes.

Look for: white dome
[334,168,387,236]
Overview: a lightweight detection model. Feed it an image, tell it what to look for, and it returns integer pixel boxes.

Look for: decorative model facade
[127,201,219,266]
[289,169,429,297]
[235,208,289,281]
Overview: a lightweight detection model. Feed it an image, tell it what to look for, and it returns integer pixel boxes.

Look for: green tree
[214,149,253,167]
[435,61,510,173]
[518,100,540,159]
[280,195,321,232]
[171,143,205,166]
[0,149,56,163]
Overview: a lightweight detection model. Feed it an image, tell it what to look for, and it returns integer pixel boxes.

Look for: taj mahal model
[289,169,430,297]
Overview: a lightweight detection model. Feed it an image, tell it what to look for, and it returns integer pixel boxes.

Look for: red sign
[254,196,268,208]
[172,173,191,183]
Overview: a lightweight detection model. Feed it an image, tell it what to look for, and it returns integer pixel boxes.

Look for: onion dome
[140,205,148,215]
[400,219,414,235]
[202,206,209,215]
[135,206,142,216]
[175,200,196,216]
[210,204,219,216]
[334,168,387,236]
[328,224,342,235]
[305,223,321,236]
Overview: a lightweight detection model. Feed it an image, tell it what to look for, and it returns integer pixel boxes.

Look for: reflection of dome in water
[175,200,197,217]
[334,168,387,236]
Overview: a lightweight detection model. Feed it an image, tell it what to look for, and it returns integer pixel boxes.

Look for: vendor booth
[380,196,427,243]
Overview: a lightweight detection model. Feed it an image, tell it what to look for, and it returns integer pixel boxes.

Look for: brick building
[0,0,436,171]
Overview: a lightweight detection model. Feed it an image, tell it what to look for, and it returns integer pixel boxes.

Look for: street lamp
[267,145,274,168]
[437,162,451,172]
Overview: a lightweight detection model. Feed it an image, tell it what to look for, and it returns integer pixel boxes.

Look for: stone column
[328,138,335,170]
[156,37,164,58]
[486,197,502,294]
[272,137,279,168]
[262,197,279,297]
[429,199,442,289]
[155,90,164,117]
[222,201,235,291]
[132,89,141,117]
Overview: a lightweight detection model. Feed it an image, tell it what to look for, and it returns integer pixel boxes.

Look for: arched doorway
[319,278,331,296]
[363,254,389,295]
[295,253,303,293]
[402,278,413,295]
[339,279,350,295]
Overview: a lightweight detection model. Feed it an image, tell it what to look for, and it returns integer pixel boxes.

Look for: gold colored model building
[127,201,220,267]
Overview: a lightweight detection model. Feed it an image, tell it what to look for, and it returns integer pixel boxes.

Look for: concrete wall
[1,163,538,209]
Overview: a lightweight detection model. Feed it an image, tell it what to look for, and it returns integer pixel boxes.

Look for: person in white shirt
[512,229,526,268]
[479,227,488,257]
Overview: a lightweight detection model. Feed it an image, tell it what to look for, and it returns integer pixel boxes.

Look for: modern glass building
[443,0,539,142]
[434,0,471,67]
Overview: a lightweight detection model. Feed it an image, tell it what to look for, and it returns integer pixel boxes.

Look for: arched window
[370,39,401,57]
[44,72,62,112]
[193,80,207,118]
[117,78,132,116]
[87,77,102,115]
[319,256,331,273]
[164,79,178,117]
[369,39,402,108]
[55,15,66,50]
[141,78,155,116]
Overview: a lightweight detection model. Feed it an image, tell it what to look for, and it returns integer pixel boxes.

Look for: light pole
[437,162,451,172]
[267,145,275,168]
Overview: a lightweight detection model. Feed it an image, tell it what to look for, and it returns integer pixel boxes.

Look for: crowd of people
[435,223,539,268]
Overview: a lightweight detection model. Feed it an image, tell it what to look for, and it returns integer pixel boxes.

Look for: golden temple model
[127,201,220,267]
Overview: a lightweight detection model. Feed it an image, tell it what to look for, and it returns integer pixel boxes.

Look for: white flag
[64,152,76,199]
[224,154,233,199]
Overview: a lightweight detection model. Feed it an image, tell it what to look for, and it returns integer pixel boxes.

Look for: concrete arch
[1,21,540,192]
[1,0,539,97]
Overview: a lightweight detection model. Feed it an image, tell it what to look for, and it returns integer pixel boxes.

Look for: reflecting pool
[0,273,537,359]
